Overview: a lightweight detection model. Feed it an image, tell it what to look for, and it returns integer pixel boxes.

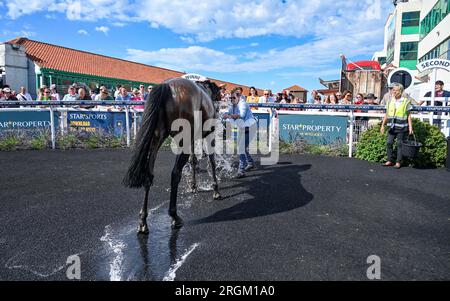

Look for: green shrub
[279,139,348,156]
[107,136,125,148]
[355,124,387,163]
[84,133,101,149]
[58,134,79,150]
[30,133,49,150]
[0,135,22,151]
[356,119,447,168]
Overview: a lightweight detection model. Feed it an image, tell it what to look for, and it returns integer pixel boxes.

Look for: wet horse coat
[123,77,221,233]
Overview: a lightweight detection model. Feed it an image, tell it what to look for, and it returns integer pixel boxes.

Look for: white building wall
[421,0,438,15]
[418,14,450,59]
[417,0,450,91]
[0,43,30,93]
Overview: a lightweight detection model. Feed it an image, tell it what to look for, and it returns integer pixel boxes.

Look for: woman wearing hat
[50,84,60,101]
[0,87,19,108]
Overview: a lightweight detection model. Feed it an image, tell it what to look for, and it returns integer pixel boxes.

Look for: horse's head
[196,80,221,103]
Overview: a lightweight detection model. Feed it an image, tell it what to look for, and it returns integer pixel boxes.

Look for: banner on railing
[67,111,131,136]
[279,114,348,145]
[0,111,58,131]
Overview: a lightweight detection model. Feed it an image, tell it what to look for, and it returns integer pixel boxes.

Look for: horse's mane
[195,80,221,102]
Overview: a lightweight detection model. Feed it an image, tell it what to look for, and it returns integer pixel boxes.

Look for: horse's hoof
[171,217,184,229]
[213,192,222,200]
[137,224,149,235]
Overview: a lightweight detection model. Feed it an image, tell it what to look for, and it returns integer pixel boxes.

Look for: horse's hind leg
[189,154,198,192]
[138,185,150,234]
[137,135,165,234]
[208,154,222,200]
[169,153,190,229]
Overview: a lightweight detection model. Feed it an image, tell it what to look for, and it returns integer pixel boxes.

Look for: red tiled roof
[5,37,258,93]
[284,85,308,92]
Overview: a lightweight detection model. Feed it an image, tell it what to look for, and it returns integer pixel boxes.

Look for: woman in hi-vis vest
[380,83,414,169]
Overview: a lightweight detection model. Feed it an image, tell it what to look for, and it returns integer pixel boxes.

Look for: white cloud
[6,0,54,19]
[2,29,36,38]
[111,22,126,27]
[180,36,195,44]
[4,1,391,42]
[95,26,109,35]
[126,46,237,73]
[3,0,392,82]
[45,14,56,19]
[77,29,88,35]
[126,25,384,74]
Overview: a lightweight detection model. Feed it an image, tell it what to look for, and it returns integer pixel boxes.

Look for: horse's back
[163,78,216,125]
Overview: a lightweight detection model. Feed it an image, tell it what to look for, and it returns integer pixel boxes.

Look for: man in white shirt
[16,86,32,101]
[62,86,79,102]
[258,90,275,103]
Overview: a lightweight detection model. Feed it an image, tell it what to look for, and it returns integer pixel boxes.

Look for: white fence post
[125,106,130,147]
[133,111,137,139]
[49,107,56,149]
[269,108,274,152]
[348,110,354,158]
[430,69,437,126]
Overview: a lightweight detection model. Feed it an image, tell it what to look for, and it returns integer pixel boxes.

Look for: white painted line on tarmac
[163,243,200,281]
[5,253,66,278]
[100,225,126,281]
[149,200,169,215]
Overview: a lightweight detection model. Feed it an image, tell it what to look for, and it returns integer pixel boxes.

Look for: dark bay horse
[123,77,222,234]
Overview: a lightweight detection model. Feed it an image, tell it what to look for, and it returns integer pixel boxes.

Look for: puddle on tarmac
[95,155,235,281]
[96,209,196,281]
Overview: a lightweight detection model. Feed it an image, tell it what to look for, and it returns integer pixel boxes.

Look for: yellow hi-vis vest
[387,97,411,132]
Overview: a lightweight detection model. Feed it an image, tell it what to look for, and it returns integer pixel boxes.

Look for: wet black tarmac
[0,149,449,280]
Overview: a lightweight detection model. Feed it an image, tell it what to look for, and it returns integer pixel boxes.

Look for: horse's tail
[122,83,171,188]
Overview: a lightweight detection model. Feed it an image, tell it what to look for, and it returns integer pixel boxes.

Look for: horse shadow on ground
[191,163,313,225]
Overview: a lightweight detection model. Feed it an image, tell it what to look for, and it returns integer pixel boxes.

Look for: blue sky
[0,0,392,93]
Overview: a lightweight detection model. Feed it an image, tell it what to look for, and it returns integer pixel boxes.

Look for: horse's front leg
[169,154,190,229]
[208,154,222,200]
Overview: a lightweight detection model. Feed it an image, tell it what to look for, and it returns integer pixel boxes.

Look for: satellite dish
[388,68,414,90]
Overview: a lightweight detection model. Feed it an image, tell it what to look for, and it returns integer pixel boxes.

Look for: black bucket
[402,134,422,158]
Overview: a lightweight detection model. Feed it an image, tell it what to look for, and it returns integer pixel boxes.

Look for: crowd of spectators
[2,80,449,111]
[0,82,153,110]
[217,80,449,112]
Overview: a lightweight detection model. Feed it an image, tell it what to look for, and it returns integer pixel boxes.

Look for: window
[419,37,450,62]
[400,42,418,70]
[377,57,386,66]
[401,11,420,35]
[400,42,418,60]
[420,0,450,40]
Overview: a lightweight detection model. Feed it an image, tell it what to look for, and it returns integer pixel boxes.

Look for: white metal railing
[1,100,449,157]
